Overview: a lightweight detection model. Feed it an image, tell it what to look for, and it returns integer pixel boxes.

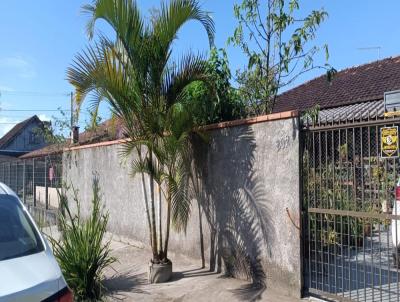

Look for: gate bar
[308,208,400,220]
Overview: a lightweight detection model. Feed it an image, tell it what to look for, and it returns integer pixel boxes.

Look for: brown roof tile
[274,55,400,113]
[19,143,65,159]
[20,118,126,159]
[78,118,125,145]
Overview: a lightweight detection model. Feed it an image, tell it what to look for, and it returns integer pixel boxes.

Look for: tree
[184,47,245,124]
[228,0,336,115]
[34,108,70,145]
[67,0,214,269]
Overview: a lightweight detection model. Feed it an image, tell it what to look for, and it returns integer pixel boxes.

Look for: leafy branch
[228,0,336,116]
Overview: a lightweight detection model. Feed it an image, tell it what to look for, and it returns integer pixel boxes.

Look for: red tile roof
[78,118,124,145]
[18,143,65,159]
[19,118,125,159]
[274,56,400,113]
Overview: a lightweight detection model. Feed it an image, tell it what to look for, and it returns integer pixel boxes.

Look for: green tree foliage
[184,47,245,125]
[33,108,70,145]
[67,0,214,264]
[228,0,336,115]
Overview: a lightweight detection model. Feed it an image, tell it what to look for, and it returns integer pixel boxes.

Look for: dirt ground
[103,239,305,302]
[42,227,316,301]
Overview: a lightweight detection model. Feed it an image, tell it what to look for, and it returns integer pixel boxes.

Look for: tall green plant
[184,47,245,124]
[50,179,116,301]
[228,0,336,115]
[67,0,215,264]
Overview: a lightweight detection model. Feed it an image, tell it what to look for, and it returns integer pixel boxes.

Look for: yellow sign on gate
[381,126,399,158]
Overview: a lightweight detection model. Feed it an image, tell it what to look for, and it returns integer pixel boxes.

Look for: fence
[0,155,63,217]
[302,113,400,301]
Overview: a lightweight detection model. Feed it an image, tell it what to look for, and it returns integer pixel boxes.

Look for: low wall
[27,205,58,227]
[62,111,302,298]
[35,186,60,209]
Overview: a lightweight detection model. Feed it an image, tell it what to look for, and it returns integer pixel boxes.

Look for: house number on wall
[276,135,290,151]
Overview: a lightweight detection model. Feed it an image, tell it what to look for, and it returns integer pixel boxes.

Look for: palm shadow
[103,271,150,298]
[191,125,272,301]
[171,267,220,281]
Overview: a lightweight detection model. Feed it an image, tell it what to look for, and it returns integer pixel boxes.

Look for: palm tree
[67,0,214,269]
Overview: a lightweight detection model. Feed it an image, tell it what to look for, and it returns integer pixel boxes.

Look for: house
[274,55,400,123]
[0,115,49,157]
[19,117,125,159]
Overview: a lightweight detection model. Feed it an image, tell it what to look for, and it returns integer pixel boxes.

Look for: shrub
[50,178,116,301]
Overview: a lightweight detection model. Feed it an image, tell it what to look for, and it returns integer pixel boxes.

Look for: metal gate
[302,114,400,301]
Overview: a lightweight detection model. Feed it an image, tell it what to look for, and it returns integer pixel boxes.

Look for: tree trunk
[140,171,152,248]
[137,149,153,248]
[149,153,159,263]
[163,190,172,261]
[198,201,205,269]
[158,184,163,255]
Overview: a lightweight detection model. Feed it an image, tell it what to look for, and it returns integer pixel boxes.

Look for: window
[29,131,40,144]
[0,195,44,261]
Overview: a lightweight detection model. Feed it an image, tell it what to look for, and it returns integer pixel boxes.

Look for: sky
[0,0,400,136]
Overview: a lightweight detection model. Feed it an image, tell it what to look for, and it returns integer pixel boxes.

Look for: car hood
[0,244,66,302]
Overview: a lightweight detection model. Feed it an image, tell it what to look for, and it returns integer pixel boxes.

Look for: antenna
[357,46,382,59]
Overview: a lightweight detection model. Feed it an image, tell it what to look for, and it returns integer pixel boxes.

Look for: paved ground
[103,239,303,302]
[306,226,400,301]
[42,227,312,301]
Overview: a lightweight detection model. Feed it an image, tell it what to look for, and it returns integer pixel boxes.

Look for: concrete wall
[63,114,302,298]
[35,186,60,209]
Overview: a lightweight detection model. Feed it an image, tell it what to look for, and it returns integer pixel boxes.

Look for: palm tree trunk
[158,184,163,254]
[140,171,152,247]
[138,149,153,247]
[149,152,159,263]
[163,189,171,261]
[198,201,205,269]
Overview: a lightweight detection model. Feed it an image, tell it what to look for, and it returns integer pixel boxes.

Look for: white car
[0,183,73,302]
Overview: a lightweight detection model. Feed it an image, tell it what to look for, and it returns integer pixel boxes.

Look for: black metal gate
[302,114,400,301]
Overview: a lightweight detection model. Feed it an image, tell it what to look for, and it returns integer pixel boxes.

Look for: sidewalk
[103,239,304,302]
[42,227,314,301]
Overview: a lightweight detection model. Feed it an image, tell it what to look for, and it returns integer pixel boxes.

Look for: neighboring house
[274,55,400,122]
[0,115,49,157]
[19,118,125,160]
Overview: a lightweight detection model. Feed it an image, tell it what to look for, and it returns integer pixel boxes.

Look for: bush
[50,178,116,301]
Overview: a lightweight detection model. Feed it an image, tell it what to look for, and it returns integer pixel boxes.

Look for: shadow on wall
[191,125,272,301]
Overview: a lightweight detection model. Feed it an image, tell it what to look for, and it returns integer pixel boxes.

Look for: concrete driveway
[103,239,302,302]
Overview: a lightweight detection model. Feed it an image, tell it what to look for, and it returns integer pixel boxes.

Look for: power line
[0,120,89,125]
[0,109,72,112]
[0,115,44,119]
[0,91,70,97]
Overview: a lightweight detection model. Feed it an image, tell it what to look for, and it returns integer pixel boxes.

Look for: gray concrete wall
[62,115,302,298]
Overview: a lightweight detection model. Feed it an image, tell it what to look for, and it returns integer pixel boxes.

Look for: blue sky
[0,0,399,136]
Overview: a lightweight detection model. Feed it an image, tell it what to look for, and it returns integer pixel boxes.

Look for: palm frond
[131,156,163,185]
[163,53,209,107]
[67,40,144,131]
[169,167,191,233]
[83,0,147,69]
[153,0,215,52]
